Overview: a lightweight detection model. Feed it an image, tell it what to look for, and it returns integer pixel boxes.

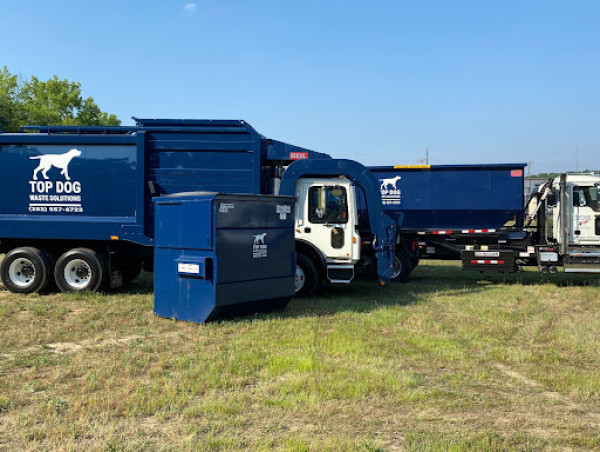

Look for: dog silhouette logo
[30,148,82,181]
[379,175,402,190]
[253,233,267,245]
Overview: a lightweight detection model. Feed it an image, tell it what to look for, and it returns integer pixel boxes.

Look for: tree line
[0,66,120,132]
[529,171,599,179]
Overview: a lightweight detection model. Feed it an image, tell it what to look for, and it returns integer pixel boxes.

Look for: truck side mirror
[546,193,556,206]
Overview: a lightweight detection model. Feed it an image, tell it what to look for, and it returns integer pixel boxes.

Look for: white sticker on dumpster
[219,203,234,213]
[276,204,291,220]
[252,232,268,258]
[178,263,200,274]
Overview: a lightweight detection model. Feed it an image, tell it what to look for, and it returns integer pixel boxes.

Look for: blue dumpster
[153,193,296,323]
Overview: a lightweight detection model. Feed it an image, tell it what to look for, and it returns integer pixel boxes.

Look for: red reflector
[511,169,523,177]
[470,260,505,265]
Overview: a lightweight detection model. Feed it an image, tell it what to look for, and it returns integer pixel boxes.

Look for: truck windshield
[308,186,348,224]
[572,186,600,212]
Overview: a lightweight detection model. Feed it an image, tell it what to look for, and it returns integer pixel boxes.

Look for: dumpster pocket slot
[177,258,213,280]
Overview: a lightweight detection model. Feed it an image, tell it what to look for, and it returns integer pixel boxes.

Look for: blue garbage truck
[0,119,397,295]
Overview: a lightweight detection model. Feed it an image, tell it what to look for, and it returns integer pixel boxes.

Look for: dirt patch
[494,362,600,428]
[495,363,574,406]
[1,331,184,361]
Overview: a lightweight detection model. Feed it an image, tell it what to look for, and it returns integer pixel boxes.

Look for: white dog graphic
[253,233,267,245]
[380,175,401,190]
[30,148,82,181]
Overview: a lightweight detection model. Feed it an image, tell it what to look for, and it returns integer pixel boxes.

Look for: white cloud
[184,3,197,14]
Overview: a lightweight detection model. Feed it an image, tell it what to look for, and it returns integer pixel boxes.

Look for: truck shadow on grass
[271,262,600,320]
[116,262,600,322]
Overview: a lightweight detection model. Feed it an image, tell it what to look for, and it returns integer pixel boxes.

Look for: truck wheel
[295,253,319,297]
[55,248,106,293]
[391,251,412,282]
[0,247,53,294]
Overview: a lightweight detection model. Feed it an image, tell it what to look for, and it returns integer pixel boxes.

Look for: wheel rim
[391,256,402,279]
[295,265,306,293]
[8,258,36,288]
[64,259,93,290]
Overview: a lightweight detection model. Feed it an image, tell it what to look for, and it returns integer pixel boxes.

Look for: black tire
[54,248,106,293]
[391,250,412,282]
[0,247,53,294]
[295,253,319,297]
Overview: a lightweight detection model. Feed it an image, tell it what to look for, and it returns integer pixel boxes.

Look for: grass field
[1,260,599,451]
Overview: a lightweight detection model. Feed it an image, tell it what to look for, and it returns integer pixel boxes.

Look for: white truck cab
[294,178,361,290]
[548,174,600,246]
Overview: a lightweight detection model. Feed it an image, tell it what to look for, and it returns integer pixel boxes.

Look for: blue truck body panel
[365,163,527,231]
[0,119,328,246]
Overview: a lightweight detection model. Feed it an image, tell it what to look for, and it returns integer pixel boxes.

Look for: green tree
[0,67,22,132]
[0,67,120,132]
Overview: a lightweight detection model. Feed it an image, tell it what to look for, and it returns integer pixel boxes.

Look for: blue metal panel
[141,123,265,238]
[154,198,213,250]
[366,164,526,230]
[266,139,332,161]
[0,142,141,241]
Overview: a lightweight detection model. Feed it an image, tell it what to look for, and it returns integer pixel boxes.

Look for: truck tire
[0,247,53,294]
[391,250,412,282]
[295,253,319,297]
[54,248,106,293]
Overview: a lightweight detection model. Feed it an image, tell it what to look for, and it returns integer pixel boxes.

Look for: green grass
[1,261,600,451]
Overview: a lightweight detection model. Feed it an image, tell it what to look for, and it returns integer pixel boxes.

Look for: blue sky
[2,0,599,173]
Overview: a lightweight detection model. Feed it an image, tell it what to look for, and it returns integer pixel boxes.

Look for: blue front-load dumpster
[153,193,296,323]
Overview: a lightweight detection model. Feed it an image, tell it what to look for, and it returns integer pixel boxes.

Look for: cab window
[308,186,348,224]
[573,186,600,212]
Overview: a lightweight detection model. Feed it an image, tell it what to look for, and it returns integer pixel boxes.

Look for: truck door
[306,184,354,259]
[571,185,600,245]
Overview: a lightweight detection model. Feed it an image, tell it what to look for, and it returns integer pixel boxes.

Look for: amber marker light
[110,236,119,240]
